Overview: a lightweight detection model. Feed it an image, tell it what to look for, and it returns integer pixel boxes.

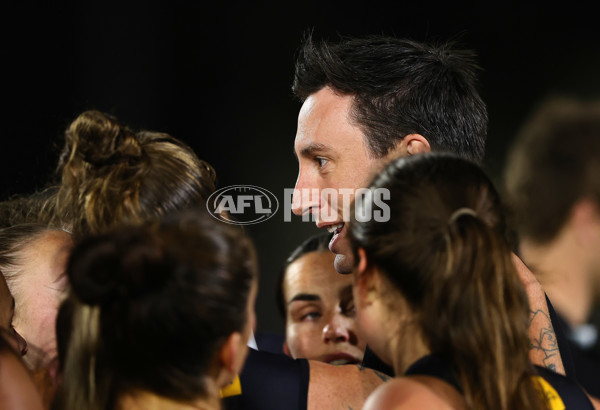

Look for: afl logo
[206,185,279,225]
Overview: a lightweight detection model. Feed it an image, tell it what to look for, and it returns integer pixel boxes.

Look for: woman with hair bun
[51,109,217,237]
[350,153,595,409]
[52,210,258,410]
[42,110,224,409]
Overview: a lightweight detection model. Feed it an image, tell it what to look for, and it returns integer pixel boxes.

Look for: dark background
[2,1,600,335]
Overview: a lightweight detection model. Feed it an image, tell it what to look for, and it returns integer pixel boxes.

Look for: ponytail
[350,153,549,410]
[52,299,113,410]
[422,212,546,410]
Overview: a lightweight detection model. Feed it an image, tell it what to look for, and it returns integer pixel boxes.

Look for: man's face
[283,251,366,364]
[292,87,395,273]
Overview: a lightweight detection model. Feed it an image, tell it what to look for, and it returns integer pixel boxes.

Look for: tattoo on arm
[529,309,559,371]
[356,364,391,382]
[373,370,391,383]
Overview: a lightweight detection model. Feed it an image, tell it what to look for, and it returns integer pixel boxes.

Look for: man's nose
[292,173,320,216]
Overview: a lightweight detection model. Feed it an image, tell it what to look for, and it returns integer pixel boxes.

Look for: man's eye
[315,157,328,168]
[301,311,322,321]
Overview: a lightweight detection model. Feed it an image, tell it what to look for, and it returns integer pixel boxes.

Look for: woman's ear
[354,248,381,307]
[357,247,369,275]
[282,341,292,357]
[570,198,600,246]
[217,332,243,385]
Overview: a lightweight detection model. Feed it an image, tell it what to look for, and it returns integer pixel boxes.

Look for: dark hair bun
[66,235,122,305]
[67,230,165,305]
[66,110,144,167]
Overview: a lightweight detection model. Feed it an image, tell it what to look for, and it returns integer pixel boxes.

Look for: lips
[327,223,345,252]
[322,352,360,365]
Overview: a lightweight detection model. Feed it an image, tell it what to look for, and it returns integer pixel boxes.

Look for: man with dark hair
[226,33,577,410]
[505,97,600,399]
[290,32,566,377]
[292,34,487,163]
[291,34,487,275]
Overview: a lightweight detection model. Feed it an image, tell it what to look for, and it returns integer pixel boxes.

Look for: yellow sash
[219,375,242,398]
[533,376,566,410]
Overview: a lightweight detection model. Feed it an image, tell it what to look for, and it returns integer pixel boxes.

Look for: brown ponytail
[350,153,547,410]
[423,212,544,409]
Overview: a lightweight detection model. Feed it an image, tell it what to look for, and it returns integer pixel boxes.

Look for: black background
[3,1,600,334]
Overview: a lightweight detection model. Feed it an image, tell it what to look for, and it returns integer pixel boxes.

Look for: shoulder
[363,376,464,410]
[307,362,388,410]
[0,350,45,409]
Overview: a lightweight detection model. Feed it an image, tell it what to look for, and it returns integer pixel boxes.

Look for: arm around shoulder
[307,361,388,410]
[362,378,457,410]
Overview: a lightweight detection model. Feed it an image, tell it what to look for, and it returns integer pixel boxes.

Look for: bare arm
[362,376,462,410]
[511,253,565,375]
[589,394,600,410]
[307,361,389,410]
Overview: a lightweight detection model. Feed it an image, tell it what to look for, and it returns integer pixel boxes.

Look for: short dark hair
[292,33,488,163]
[275,232,332,319]
[504,97,600,244]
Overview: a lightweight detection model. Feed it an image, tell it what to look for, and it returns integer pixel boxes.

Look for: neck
[520,234,594,327]
[385,318,430,375]
[118,390,221,410]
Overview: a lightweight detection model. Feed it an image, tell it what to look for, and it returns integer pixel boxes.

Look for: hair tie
[449,207,477,224]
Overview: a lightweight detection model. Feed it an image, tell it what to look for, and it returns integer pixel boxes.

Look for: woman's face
[11,230,73,366]
[235,278,258,376]
[283,251,366,364]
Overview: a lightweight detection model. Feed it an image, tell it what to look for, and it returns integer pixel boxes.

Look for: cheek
[286,323,323,359]
[355,306,381,349]
[16,289,61,324]
[14,292,60,351]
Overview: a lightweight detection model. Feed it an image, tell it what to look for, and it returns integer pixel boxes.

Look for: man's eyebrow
[288,293,321,305]
[295,143,333,159]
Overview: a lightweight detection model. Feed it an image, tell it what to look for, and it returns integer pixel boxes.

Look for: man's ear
[404,134,431,156]
[282,340,292,357]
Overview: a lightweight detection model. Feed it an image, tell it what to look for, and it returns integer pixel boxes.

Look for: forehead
[295,87,369,157]
[16,230,72,288]
[284,251,352,297]
[21,230,72,263]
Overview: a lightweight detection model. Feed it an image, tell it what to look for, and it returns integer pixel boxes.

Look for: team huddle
[0,34,598,410]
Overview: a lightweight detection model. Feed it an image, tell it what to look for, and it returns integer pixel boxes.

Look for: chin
[334,253,355,274]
